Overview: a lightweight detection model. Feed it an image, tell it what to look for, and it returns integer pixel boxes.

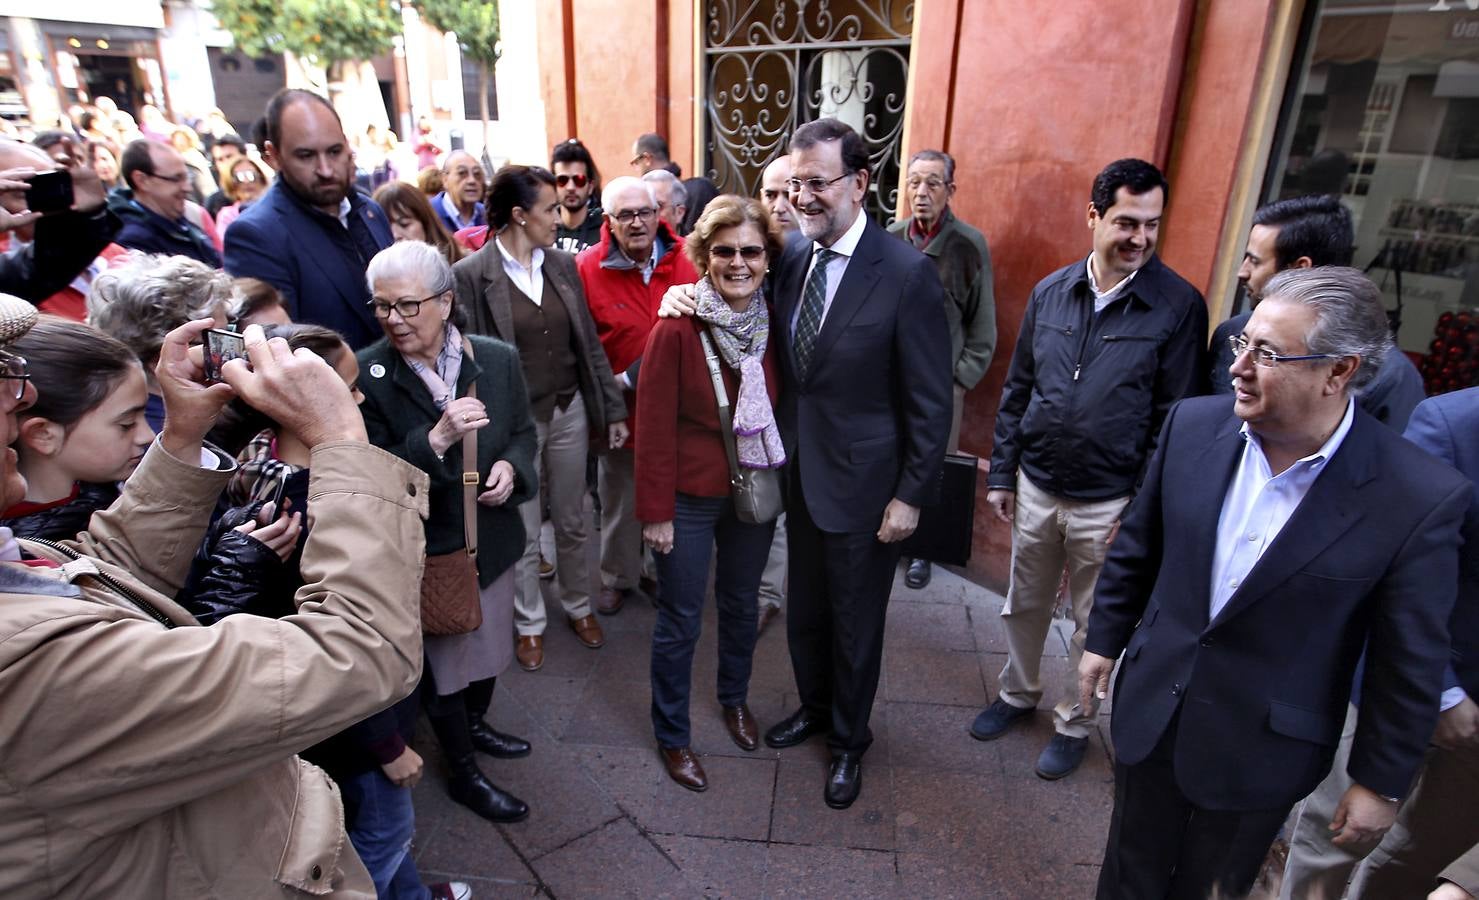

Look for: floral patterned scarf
[693,277,786,469]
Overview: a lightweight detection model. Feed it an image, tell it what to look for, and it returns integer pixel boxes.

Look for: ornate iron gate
[702,1,913,225]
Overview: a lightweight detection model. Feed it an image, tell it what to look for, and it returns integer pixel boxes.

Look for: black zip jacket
[988,254,1208,501]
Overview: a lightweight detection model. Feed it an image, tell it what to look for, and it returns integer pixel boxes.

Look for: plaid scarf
[227,429,302,508]
[693,277,785,469]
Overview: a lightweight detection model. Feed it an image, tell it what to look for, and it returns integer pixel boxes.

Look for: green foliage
[212,0,402,65]
[415,0,500,66]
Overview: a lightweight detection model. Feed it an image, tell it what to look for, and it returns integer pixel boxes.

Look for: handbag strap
[460,337,479,558]
[698,330,742,484]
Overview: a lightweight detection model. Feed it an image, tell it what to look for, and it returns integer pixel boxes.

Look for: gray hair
[88,253,241,365]
[642,169,687,211]
[602,175,657,215]
[1261,266,1392,393]
[909,149,956,184]
[365,240,453,299]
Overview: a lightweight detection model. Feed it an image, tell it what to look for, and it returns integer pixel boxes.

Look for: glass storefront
[1266,0,1479,394]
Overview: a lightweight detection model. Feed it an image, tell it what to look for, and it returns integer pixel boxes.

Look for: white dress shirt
[1086,254,1139,313]
[792,207,868,333]
[1208,398,1356,620]
[495,237,545,305]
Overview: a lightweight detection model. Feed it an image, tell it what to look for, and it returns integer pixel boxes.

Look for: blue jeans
[339,768,430,900]
[650,492,776,748]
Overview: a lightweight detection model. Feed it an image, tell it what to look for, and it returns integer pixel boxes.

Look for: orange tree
[212,0,401,85]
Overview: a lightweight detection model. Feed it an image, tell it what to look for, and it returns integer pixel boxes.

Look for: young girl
[0,318,154,540]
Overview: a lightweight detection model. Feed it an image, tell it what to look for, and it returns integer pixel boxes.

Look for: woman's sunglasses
[710,245,765,261]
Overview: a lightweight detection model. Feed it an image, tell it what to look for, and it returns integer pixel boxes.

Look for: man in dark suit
[225,89,393,349]
[757,119,951,808]
[1345,385,1479,898]
[1079,267,1470,899]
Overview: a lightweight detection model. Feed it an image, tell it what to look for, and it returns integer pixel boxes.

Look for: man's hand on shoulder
[658,283,698,318]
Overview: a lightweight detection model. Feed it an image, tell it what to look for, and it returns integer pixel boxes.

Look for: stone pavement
[410,561,1114,899]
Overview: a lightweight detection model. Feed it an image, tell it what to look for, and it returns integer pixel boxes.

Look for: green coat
[889,211,997,390]
[357,333,538,586]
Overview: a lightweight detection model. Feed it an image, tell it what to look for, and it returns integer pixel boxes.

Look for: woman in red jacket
[635,195,785,792]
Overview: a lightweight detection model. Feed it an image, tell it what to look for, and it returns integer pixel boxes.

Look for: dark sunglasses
[556,173,588,188]
[710,244,765,261]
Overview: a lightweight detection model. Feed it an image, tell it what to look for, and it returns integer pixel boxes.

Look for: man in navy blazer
[757,119,951,809]
[225,90,393,349]
[1079,267,1470,899]
[1345,385,1479,898]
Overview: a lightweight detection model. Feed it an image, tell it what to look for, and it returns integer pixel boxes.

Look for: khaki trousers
[514,394,593,635]
[1280,704,1369,900]
[598,447,643,591]
[998,472,1129,738]
[1348,734,1479,898]
[757,513,787,610]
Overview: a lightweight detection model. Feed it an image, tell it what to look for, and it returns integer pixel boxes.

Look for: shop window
[1266,0,1479,393]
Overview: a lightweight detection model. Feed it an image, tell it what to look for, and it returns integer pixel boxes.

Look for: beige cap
[0,293,36,349]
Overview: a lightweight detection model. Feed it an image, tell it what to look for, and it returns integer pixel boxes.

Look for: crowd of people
[0,83,1472,900]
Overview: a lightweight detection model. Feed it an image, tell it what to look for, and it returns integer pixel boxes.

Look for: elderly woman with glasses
[634,195,786,792]
[356,240,538,825]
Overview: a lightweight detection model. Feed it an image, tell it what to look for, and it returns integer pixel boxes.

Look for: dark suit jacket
[1086,395,1469,810]
[451,244,627,435]
[1405,386,1479,700]
[771,218,952,533]
[224,182,394,349]
[356,334,538,585]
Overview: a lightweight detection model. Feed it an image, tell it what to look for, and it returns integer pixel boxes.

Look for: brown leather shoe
[569,614,605,649]
[757,603,780,636]
[723,704,759,751]
[659,746,708,792]
[595,586,625,615]
[515,635,544,672]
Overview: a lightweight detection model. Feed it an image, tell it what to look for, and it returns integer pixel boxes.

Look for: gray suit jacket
[453,243,627,435]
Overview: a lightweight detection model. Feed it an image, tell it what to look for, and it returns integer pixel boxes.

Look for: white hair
[601,176,657,215]
[365,240,453,298]
[641,169,687,210]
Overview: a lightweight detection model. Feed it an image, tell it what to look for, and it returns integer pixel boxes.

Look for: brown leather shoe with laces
[659,746,708,792]
[569,614,605,648]
[724,704,759,751]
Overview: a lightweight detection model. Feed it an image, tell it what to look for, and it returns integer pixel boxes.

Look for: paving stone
[761,843,900,898]
[654,835,768,900]
[579,745,774,841]
[882,646,987,707]
[769,752,896,851]
[884,700,1004,775]
[479,743,623,861]
[413,801,536,882]
[1004,770,1115,866]
[891,766,1018,855]
[417,873,545,898]
[883,601,976,652]
[560,676,656,750]
[535,817,698,899]
[498,672,584,741]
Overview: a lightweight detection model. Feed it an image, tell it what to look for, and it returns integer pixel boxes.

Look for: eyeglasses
[234,169,260,184]
[0,353,30,400]
[556,173,588,188]
[447,166,485,181]
[148,171,192,185]
[710,244,765,261]
[786,172,854,195]
[907,177,949,191]
[612,207,656,225]
[1227,335,1342,368]
[369,293,444,319]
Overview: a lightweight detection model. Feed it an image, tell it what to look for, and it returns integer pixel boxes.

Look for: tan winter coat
[0,439,429,899]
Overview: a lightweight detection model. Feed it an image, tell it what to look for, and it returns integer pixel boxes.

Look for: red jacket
[635,315,781,523]
[576,221,699,445]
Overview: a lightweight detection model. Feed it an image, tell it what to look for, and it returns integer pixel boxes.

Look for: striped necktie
[793,247,837,379]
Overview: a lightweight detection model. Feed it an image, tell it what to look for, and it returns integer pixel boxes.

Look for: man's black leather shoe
[904,558,932,589]
[764,707,828,748]
[469,719,532,759]
[825,753,862,809]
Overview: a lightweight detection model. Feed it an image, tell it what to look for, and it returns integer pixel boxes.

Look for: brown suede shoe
[595,586,625,615]
[723,704,759,751]
[515,635,544,672]
[569,614,605,649]
[757,603,781,636]
[659,746,708,792]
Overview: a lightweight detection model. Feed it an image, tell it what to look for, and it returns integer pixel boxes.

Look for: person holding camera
[0,300,432,897]
[0,139,119,304]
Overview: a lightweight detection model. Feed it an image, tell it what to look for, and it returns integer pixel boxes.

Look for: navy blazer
[1086,395,1469,810]
[771,218,952,533]
[1405,386,1479,700]
[224,181,393,349]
